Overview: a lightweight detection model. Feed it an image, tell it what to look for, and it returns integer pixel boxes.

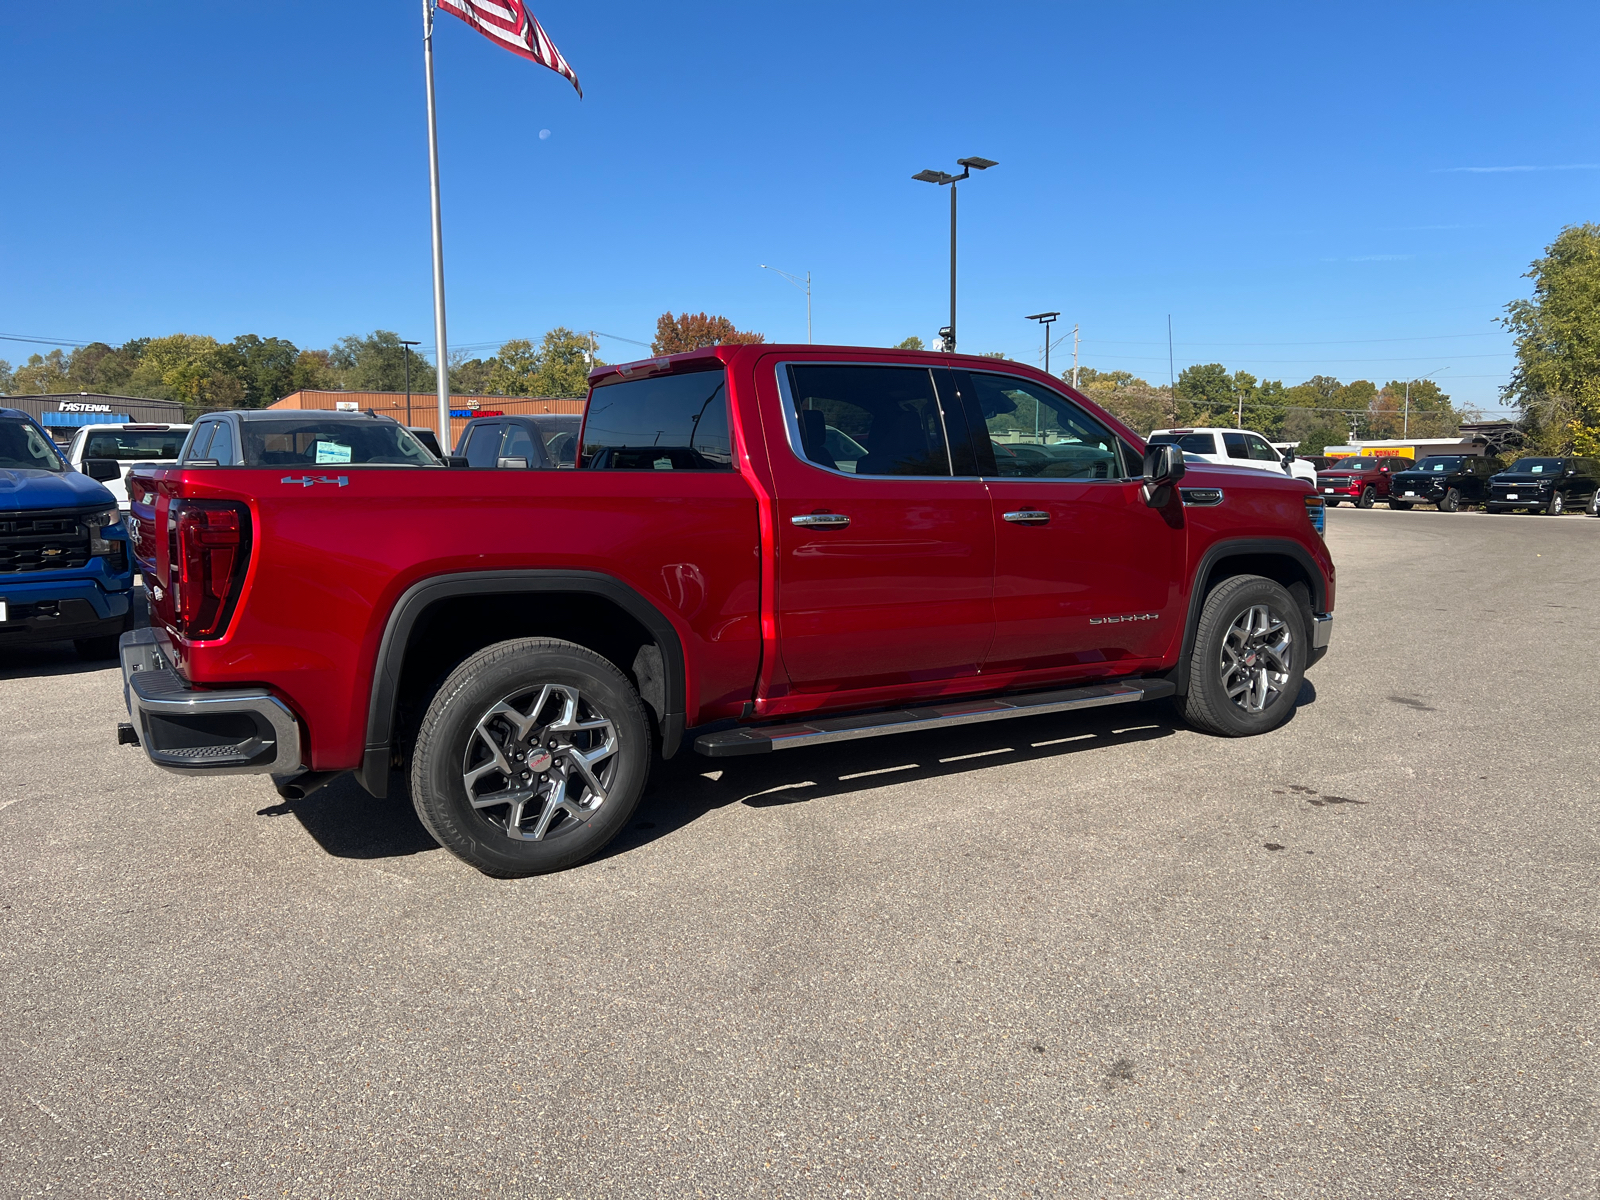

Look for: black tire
[1588,490,1600,517]
[1324,499,1340,507]
[409,637,651,877]
[1171,575,1307,738]
[74,634,121,660]
[1439,488,1461,513]
[1357,486,1376,509]
[1389,499,1412,510]
[1547,491,1565,516]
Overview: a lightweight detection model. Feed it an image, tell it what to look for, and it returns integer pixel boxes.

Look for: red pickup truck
[119,345,1333,877]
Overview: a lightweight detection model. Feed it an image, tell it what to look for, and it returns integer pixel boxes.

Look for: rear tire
[1389,499,1412,510]
[409,638,651,878]
[1357,486,1376,509]
[1172,575,1307,738]
[1439,487,1461,513]
[1588,490,1600,516]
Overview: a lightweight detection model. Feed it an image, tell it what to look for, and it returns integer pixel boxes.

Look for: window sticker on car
[314,441,353,465]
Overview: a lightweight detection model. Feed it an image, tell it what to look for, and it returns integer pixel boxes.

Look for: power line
[1082,351,1511,366]
[1082,331,1505,348]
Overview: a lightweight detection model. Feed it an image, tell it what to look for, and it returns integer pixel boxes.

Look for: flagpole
[422,0,451,449]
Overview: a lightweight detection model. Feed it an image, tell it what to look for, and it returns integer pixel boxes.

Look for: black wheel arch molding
[358,569,689,798]
[1166,537,1331,696]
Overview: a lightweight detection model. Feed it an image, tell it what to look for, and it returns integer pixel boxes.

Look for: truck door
[760,359,995,695]
[951,369,1184,677]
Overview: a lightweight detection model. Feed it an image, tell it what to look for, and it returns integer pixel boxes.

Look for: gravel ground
[1,507,1596,1198]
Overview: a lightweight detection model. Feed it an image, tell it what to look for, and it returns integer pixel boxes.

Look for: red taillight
[169,500,250,639]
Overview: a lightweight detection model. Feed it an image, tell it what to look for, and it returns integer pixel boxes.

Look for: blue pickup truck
[0,407,134,658]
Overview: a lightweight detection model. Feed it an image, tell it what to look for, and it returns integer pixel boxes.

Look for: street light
[760,265,812,343]
[399,339,422,427]
[912,156,998,352]
[1025,312,1060,375]
[1405,367,1449,439]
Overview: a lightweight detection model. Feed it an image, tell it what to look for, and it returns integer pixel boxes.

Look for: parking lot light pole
[1026,312,1060,375]
[1405,366,1449,439]
[400,339,421,427]
[913,157,998,352]
[760,265,812,343]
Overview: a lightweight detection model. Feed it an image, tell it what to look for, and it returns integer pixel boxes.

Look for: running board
[693,678,1176,757]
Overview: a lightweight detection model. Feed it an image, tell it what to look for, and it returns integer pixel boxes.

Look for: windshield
[1149,432,1217,455]
[0,418,64,472]
[238,419,441,467]
[1416,457,1462,472]
[1330,457,1376,470]
[1507,458,1563,474]
[84,430,188,460]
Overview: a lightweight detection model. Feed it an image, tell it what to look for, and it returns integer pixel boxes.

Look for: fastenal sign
[55,402,116,413]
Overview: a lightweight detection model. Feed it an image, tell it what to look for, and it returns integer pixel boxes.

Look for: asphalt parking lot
[2,508,1597,1198]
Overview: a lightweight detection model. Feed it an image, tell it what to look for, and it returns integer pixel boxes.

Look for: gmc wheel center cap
[526,749,554,772]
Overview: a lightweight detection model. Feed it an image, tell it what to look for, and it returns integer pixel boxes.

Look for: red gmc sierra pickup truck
[118,344,1333,877]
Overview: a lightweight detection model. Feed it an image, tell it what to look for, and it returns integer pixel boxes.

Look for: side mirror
[445,455,470,469]
[1281,451,1296,465]
[83,457,121,482]
[1141,443,1186,507]
[496,456,530,470]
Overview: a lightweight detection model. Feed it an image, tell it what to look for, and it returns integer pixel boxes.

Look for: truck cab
[0,408,134,658]
[64,423,191,511]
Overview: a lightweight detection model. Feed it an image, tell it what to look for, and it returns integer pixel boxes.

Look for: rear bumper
[119,627,302,775]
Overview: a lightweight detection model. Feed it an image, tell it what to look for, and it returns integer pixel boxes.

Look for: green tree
[218,335,305,407]
[329,330,437,393]
[127,334,245,412]
[1503,222,1600,454]
[530,327,599,396]
[485,338,540,396]
[64,342,140,394]
[652,312,764,355]
[0,358,12,394]
[448,355,495,395]
[11,349,72,393]
[1071,368,1175,435]
[894,336,925,350]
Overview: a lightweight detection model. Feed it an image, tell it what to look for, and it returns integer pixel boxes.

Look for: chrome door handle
[1002,509,1051,525]
[791,512,851,529]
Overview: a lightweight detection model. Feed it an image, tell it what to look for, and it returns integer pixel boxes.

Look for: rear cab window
[783,364,955,476]
[583,366,733,470]
[239,419,439,467]
[1149,432,1218,456]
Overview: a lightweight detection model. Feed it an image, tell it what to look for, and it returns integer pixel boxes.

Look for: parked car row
[1317,453,1600,515]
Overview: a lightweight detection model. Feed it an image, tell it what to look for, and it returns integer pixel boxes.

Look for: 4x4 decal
[281,475,349,488]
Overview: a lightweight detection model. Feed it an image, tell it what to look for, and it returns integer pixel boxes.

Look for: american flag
[437,0,583,98]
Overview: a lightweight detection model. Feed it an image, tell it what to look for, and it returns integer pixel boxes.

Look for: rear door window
[186,422,218,462]
[1222,432,1251,460]
[462,422,504,468]
[583,367,733,470]
[239,419,439,467]
[784,364,953,477]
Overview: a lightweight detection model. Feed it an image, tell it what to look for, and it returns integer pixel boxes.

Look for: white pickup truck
[1146,426,1319,487]
[64,423,191,510]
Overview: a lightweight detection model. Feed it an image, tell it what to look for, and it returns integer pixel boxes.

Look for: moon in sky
[539,129,551,140]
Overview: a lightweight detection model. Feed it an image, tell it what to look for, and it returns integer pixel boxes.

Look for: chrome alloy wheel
[461,684,620,842]
[1219,604,1294,714]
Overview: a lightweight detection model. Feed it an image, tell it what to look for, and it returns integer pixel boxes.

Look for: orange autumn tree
[651,312,765,355]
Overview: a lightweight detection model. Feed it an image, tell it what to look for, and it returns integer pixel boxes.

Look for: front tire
[1389,499,1412,510]
[1172,575,1307,738]
[1587,490,1600,517]
[1548,491,1565,516]
[1357,486,1376,509]
[1439,488,1461,513]
[410,638,651,877]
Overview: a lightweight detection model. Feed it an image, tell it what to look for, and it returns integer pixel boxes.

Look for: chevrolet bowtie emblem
[281,475,349,487]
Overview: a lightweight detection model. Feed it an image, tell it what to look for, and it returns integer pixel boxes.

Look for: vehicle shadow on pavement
[264,686,1318,866]
[598,702,1200,861]
[260,773,442,860]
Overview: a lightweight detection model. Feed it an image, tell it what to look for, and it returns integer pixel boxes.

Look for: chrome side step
[693,678,1176,757]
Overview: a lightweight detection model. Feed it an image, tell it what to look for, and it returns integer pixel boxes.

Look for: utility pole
[1072,324,1080,388]
[400,339,421,427]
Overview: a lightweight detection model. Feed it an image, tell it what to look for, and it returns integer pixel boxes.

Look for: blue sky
[4,2,1598,414]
